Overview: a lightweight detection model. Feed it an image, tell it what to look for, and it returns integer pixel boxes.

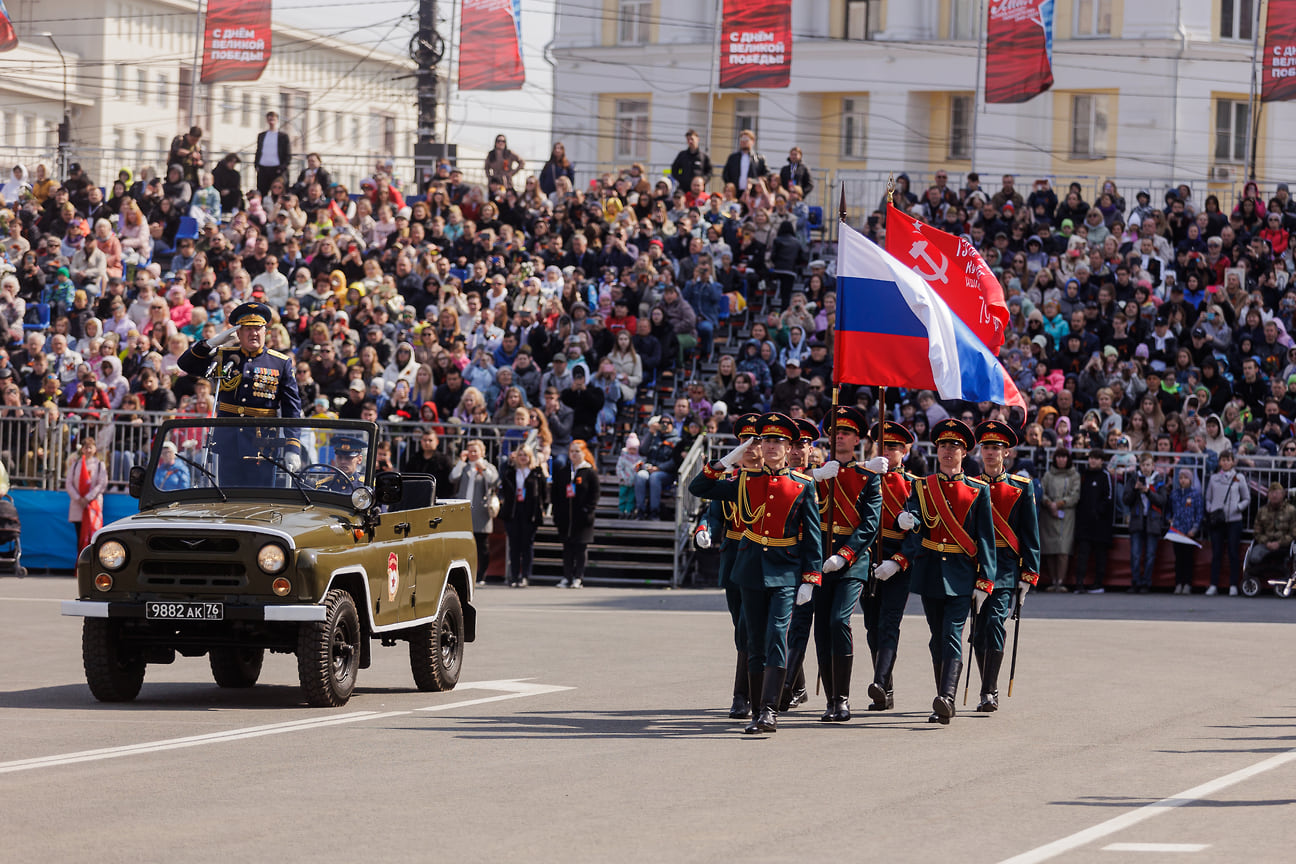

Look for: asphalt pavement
[2,576,1294,863]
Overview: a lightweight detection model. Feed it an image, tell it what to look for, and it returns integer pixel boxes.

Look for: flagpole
[1245,0,1262,180]
[190,0,205,129]
[970,0,988,175]
[826,184,847,564]
[705,0,723,158]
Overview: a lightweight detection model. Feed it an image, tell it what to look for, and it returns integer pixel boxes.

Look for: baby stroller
[0,493,24,577]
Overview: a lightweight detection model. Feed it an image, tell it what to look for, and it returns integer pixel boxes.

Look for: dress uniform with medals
[177,301,302,485]
[814,406,883,723]
[972,421,1040,712]
[694,412,763,720]
[861,421,917,711]
[780,416,824,712]
[690,412,822,734]
[879,418,995,725]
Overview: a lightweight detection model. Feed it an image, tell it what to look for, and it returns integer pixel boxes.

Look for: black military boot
[788,664,808,708]
[868,647,896,711]
[930,659,963,725]
[818,655,836,722]
[729,652,750,719]
[746,666,786,734]
[977,650,1004,713]
[830,655,853,722]
[743,666,763,731]
[927,661,944,724]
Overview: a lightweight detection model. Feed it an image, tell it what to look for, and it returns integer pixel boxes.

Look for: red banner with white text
[719,0,791,89]
[201,0,271,83]
[458,0,525,91]
[1263,0,1296,102]
[985,0,1054,104]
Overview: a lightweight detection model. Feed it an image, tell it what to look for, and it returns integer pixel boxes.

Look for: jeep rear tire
[209,647,265,688]
[410,586,463,692]
[297,589,360,707]
[82,619,145,702]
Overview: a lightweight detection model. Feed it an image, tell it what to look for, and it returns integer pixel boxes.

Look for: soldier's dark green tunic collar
[982,471,1008,483]
[938,470,965,481]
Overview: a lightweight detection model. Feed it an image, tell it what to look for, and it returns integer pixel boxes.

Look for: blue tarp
[9,490,139,571]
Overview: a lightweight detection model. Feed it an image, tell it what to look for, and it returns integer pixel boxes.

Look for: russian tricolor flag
[0,1,17,52]
[834,222,1025,408]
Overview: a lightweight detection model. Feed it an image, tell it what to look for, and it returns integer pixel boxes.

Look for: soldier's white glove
[972,587,989,614]
[795,583,814,606]
[209,326,240,350]
[823,554,847,574]
[811,460,840,481]
[864,456,888,474]
[284,452,301,473]
[694,527,712,549]
[897,511,918,532]
[718,437,753,469]
[1017,580,1030,605]
[874,560,900,581]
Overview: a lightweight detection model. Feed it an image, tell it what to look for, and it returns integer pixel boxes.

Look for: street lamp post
[40,31,69,180]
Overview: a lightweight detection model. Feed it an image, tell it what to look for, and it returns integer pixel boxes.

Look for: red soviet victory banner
[201,0,272,84]
[719,0,791,89]
[1263,0,1296,102]
[985,0,1054,104]
[884,203,1009,352]
[458,0,525,91]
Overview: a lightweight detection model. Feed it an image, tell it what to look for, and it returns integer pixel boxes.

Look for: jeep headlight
[98,540,127,571]
[257,543,287,574]
[351,486,375,511]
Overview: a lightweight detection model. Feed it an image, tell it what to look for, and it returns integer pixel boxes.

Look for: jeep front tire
[82,619,145,702]
[297,589,360,707]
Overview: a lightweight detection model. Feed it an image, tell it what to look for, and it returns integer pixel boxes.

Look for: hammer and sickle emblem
[908,239,949,285]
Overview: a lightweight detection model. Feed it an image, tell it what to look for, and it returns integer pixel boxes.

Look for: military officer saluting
[814,406,886,722]
[780,416,827,712]
[690,412,822,734]
[972,420,1039,712]
[694,413,763,720]
[862,421,918,711]
[874,418,995,725]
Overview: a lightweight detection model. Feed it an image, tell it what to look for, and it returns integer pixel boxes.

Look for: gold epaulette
[966,476,988,486]
[1011,473,1031,484]
[267,348,290,360]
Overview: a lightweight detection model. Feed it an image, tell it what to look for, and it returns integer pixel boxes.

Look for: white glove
[811,460,840,481]
[795,583,814,606]
[694,527,712,549]
[718,437,753,469]
[864,456,888,474]
[209,327,240,349]
[823,554,846,573]
[284,452,302,473]
[972,587,989,614]
[1017,581,1030,605]
[874,560,900,581]
[897,511,918,532]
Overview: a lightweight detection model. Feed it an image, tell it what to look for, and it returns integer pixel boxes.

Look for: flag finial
[839,184,847,224]
[885,173,894,205]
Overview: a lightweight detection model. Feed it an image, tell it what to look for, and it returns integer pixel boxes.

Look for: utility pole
[410,0,452,191]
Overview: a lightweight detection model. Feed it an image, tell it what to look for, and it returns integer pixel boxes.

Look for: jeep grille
[140,561,247,587]
[148,536,241,554]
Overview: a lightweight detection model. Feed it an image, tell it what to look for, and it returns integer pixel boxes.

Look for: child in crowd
[616,433,640,518]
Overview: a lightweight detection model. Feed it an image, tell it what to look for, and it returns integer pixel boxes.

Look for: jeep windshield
[141,418,379,509]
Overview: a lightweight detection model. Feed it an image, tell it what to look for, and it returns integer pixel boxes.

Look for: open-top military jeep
[62,418,477,707]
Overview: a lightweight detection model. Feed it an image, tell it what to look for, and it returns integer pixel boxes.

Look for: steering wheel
[300,463,353,486]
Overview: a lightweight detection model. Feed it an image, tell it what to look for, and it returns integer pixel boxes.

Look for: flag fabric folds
[833,222,1025,409]
[201,0,272,83]
[719,0,792,89]
[458,0,526,91]
[1263,0,1296,102]
[0,0,19,52]
[884,203,1010,353]
[985,0,1054,104]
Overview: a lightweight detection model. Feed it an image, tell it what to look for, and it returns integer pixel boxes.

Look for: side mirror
[375,471,403,506]
[128,466,145,499]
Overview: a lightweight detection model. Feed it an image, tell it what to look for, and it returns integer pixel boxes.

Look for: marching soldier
[862,421,918,711]
[874,419,995,725]
[779,417,826,711]
[689,412,822,734]
[694,413,763,720]
[972,421,1039,712]
[816,406,885,722]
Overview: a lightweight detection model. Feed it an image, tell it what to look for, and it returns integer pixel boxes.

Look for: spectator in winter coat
[1123,454,1167,592]
[560,365,605,444]
[1073,448,1115,593]
[1204,450,1250,595]
[1167,469,1205,594]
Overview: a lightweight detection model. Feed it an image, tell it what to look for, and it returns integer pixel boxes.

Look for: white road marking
[0,679,571,776]
[1103,843,1209,853]
[999,748,1296,864]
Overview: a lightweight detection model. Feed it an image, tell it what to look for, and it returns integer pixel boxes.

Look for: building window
[222,87,234,124]
[733,98,759,150]
[157,74,168,108]
[241,93,252,127]
[846,0,880,41]
[949,94,972,159]
[614,98,650,160]
[137,69,148,104]
[1070,94,1109,159]
[1074,0,1113,36]
[370,113,395,154]
[335,113,344,142]
[1221,0,1255,41]
[135,130,146,155]
[116,66,127,98]
[1215,99,1250,163]
[948,0,977,40]
[841,96,867,159]
[618,0,651,45]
